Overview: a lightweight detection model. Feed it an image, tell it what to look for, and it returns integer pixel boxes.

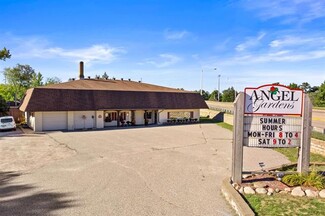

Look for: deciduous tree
[222,87,237,102]
[45,77,61,85]
[0,47,11,61]
[314,81,325,107]
[0,95,8,116]
[31,72,44,87]
[3,64,36,102]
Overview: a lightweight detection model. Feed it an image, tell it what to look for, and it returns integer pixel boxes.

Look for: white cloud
[39,45,125,64]
[140,53,182,68]
[244,0,325,23]
[3,34,125,64]
[224,49,325,64]
[235,32,266,52]
[269,35,325,48]
[164,29,189,40]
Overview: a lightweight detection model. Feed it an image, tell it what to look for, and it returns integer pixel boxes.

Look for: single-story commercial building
[19,62,208,132]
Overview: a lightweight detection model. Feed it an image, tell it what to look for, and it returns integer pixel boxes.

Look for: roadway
[205,101,325,130]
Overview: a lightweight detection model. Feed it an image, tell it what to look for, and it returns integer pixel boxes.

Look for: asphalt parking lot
[0,124,289,216]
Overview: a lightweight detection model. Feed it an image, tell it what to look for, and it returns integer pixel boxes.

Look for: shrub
[282,171,325,190]
[304,171,325,190]
[282,173,305,187]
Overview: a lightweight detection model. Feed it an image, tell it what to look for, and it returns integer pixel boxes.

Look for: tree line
[0,47,61,115]
[196,82,325,107]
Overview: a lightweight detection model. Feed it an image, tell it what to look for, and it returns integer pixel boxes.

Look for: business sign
[231,86,312,184]
[243,116,301,148]
[244,84,303,116]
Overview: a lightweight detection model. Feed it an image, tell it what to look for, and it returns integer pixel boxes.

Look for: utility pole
[218,74,221,101]
[200,69,203,95]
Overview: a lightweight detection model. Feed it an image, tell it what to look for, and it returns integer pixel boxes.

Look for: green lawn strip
[216,122,233,131]
[314,107,325,111]
[312,131,325,141]
[244,194,325,216]
[200,117,233,129]
[274,148,325,163]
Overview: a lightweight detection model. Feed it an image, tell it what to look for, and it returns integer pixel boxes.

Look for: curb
[221,178,255,216]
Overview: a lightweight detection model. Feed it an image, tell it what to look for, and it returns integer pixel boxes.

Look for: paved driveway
[0,124,289,216]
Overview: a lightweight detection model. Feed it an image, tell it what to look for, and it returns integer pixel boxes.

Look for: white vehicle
[0,116,16,131]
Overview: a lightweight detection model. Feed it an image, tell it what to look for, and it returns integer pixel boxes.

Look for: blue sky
[1,0,325,92]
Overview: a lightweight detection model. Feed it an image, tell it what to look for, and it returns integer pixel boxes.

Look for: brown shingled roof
[20,79,207,112]
[39,79,187,92]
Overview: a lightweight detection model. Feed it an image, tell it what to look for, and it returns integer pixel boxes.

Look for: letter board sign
[244,84,303,116]
[243,116,301,147]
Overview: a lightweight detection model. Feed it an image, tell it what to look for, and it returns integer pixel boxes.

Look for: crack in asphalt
[46,134,78,153]
[151,142,206,151]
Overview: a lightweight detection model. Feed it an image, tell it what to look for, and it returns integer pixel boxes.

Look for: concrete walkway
[0,123,289,216]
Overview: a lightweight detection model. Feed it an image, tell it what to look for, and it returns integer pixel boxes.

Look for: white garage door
[42,112,68,131]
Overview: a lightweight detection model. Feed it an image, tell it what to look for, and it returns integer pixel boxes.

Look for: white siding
[67,111,74,130]
[34,112,43,132]
[96,111,104,129]
[42,112,67,131]
[135,110,144,125]
[74,111,96,129]
[27,112,35,130]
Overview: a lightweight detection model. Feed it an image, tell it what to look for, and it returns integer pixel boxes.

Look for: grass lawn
[274,148,325,163]
[244,194,325,216]
[314,107,325,111]
[312,131,325,141]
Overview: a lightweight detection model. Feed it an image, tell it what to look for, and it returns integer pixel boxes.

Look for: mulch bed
[241,174,289,190]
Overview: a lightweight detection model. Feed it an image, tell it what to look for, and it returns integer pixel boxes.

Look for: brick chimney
[79,61,84,79]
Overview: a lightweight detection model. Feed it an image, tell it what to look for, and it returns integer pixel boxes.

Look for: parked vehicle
[0,116,16,131]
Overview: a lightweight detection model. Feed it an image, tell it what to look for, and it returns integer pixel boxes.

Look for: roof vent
[138,81,141,83]
[105,77,108,80]
[88,76,91,79]
[95,75,100,79]
[113,77,116,80]
[72,78,75,81]
[128,78,131,81]
[121,78,124,81]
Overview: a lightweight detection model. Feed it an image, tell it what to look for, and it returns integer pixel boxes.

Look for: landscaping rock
[244,186,256,194]
[238,187,244,194]
[242,174,251,179]
[232,183,238,188]
[275,188,280,193]
[319,190,325,198]
[268,188,274,193]
[279,191,288,194]
[256,187,267,194]
[253,182,267,188]
[305,189,318,198]
[284,188,291,192]
[267,191,273,196]
[291,187,305,197]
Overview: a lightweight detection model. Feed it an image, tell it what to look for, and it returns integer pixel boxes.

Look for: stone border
[235,182,325,198]
[221,178,255,216]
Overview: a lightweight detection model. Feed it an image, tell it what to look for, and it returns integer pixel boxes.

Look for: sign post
[232,92,244,184]
[297,94,312,173]
[231,84,312,184]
